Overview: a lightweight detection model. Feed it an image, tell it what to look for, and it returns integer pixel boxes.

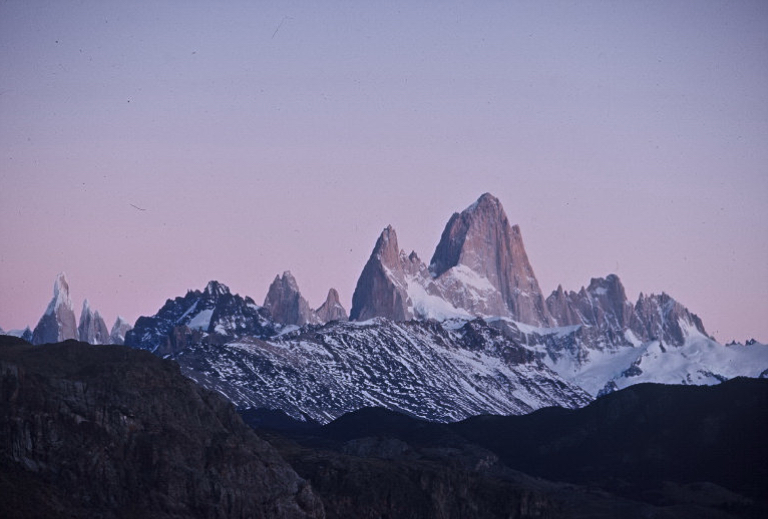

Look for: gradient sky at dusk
[1,1,766,342]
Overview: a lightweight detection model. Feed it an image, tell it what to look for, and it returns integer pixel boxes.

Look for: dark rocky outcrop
[245,379,767,518]
[0,336,324,519]
[453,378,768,512]
[32,273,78,345]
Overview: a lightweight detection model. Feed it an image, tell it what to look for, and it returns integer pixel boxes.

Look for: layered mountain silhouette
[246,377,767,518]
[9,194,768,424]
[5,336,763,518]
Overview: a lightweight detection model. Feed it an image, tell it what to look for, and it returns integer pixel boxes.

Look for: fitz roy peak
[351,193,551,325]
[430,193,550,325]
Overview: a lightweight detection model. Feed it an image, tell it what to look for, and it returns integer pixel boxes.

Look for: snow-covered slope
[173,318,591,423]
[488,317,768,397]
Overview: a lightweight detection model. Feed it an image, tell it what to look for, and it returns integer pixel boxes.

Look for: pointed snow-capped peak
[372,225,402,267]
[350,226,412,321]
[33,272,78,344]
[203,280,231,297]
[78,299,110,344]
[315,288,348,323]
[263,271,317,326]
[109,316,133,345]
[45,272,74,316]
[429,193,551,326]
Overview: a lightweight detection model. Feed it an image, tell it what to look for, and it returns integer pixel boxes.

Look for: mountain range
[3,335,765,518]
[3,193,767,423]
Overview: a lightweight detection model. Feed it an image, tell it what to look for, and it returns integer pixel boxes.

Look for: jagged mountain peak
[350,194,555,324]
[78,298,109,345]
[126,282,277,354]
[429,193,551,326]
[33,273,78,345]
[203,280,230,297]
[45,272,74,316]
[315,288,348,323]
[263,271,317,326]
[371,225,402,266]
[350,225,413,322]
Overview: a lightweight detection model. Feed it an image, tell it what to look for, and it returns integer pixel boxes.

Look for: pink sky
[1,1,766,342]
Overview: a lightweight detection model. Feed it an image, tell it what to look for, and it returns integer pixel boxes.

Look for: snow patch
[187,309,214,331]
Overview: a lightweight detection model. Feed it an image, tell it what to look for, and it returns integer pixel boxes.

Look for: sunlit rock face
[429,193,551,325]
[351,193,552,325]
[263,271,320,326]
[350,225,412,321]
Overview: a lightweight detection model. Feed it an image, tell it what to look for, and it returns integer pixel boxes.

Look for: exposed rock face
[0,337,324,518]
[77,299,110,344]
[264,272,319,326]
[546,274,707,347]
[547,274,634,331]
[109,316,133,345]
[315,288,348,323]
[631,292,708,346]
[430,193,551,326]
[350,226,412,321]
[126,280,276,355]
[351,195,552,324]
[32,273,78,345]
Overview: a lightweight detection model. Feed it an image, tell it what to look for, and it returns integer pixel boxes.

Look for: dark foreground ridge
[244,378,768,519]
[0,336,322,519]
[3,336,766,518]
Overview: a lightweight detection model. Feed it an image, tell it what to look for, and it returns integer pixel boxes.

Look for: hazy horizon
[1,1,766,342]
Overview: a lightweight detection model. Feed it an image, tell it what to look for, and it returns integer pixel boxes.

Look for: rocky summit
[32,273,78,345]
[314,288,348,323]
[263,272,319,326]
[77,299,110,345]
[430,193,551,325]
[350,194,552,324]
